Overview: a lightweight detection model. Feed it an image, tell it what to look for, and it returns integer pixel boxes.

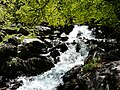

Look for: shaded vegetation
[0,0,119,30]
[83,57,102,72]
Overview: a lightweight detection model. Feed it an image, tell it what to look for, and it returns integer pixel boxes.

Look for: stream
[16,25,95,90]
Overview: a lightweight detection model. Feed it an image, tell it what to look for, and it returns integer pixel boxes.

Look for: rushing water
[17,25,94,90]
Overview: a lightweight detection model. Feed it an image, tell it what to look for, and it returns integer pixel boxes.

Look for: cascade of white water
[17,25,94,90]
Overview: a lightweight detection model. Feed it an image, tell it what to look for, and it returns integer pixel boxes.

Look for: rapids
[17,25,95,90]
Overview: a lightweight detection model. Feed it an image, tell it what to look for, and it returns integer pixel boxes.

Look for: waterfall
[17,25,94,90]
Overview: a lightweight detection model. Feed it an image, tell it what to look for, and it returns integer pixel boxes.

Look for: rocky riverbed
[0,23,120,90]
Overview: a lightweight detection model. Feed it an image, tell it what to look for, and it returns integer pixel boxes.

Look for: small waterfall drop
[17,25,94,90]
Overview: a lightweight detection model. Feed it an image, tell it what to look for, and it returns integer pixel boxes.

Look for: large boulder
[57,65,88,90]
[0,55,54,79]
[0,44,17,78]
[63,65,82,82]
[35,26,53,35]
[16,57,54,76]
[17,38,47,59]
[57,61,120,90]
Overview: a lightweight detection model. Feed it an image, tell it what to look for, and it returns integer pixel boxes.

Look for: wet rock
[9,80,23,90]
[61,36,68,41]
[28,40,47,54]
[2,29,17,35]
[35,26,51,30]
[97,41,116,52]
[0,44,17,61]
[17,28,29,36]
[59,60,120,90]
[47,34,58,40]
[18,39,47,59]
[60,33,68,41]
[54,31,61,37]
[76,43,81,52]
[102,52,120,61]
[50,49,60,58]
[61,79,82,90]
[85,39,99,44]
[57,65,88,90]
[40,22,49,26]
[35,26,53,35]
[0,76,6,88]
[63,65,81,82]
[16,57,54,76]
[57,43,68,53]
[50,49,60,63]
[17,44,32,59]
[0,56,54,78]
[7,36,21,46]
[44,39,53,48]
[0,44,17,79]
[63,25,74,35]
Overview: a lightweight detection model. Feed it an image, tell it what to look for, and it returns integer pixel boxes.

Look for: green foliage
[0,34,15,44]
[83,57,101,72]
[83,63,96,72]
[20,33,36,41]
[0,0,119,29]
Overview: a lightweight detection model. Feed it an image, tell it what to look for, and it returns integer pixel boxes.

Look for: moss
[19,33,36,41]
[6,57,18,66]
[83,57,102,72]
[0,34,16,44]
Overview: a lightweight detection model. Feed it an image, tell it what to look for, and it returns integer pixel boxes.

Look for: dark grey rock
[0,44,17,61]
[50,49,60,64]
[2,29,17,35]
[61,36,68,41]
[58,61,120,90]
[44,39,53,48]
[57,43,68,53]
[7,36,21,46]
[62,25,74,35]
[16,57,54,76]
[63,65,81,82]
[17,28,29,36]
[17,44,32,59]
[17,39,47,59]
